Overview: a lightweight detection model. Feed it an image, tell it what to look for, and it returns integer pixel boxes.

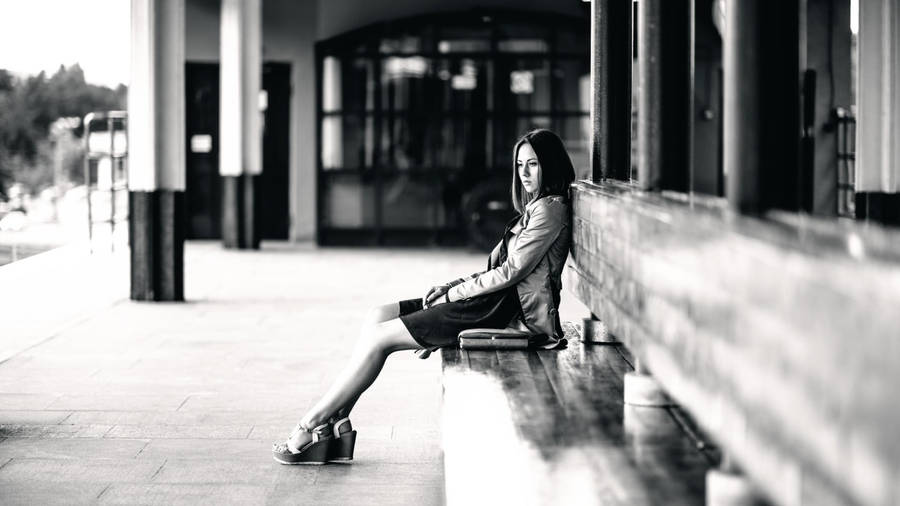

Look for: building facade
[182,0,590,247]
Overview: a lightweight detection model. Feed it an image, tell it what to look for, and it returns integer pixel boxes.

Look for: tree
[0,65,126,197]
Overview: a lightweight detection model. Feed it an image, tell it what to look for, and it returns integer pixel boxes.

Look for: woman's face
[516,142,541,196]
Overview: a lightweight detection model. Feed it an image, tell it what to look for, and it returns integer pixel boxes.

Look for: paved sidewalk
[0,244,443,504]
[0,241,590,505]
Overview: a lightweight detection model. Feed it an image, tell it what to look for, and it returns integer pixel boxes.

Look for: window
[317,10,590,246]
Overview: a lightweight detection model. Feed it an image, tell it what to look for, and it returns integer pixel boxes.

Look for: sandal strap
[332,417,351,437]
[287,422,330,453]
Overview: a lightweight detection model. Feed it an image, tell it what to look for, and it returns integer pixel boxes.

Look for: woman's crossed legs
[287,303,423,448]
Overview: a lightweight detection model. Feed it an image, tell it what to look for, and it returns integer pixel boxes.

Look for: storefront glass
[318,11,589,247]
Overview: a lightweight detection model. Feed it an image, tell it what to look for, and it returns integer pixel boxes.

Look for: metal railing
[834,107,856,218]
[83,111,128,252]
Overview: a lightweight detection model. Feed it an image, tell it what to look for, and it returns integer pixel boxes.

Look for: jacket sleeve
[446,271,482,288]
[447,199,565,302]
[487,238,503,269]
[445,238,503,288]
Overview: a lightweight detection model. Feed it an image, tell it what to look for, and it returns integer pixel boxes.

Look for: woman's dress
[398,216,525,349]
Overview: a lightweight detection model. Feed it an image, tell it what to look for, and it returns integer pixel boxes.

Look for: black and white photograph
[0,0,898,504]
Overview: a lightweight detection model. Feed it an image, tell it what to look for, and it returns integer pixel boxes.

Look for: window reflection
[496,23,550,53]
[554,60,591,112]
[321,116,373,169]
[381,174,444,228]
[555,117,592,180]
[323,57,374,113]
[322,174,376,227]
[437,25,492,53]
[318,14,589,243]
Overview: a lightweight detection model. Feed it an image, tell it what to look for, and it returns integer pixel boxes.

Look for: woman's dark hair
[511,129,576,213]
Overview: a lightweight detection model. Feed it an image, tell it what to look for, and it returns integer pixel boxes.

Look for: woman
[273,129,575,465]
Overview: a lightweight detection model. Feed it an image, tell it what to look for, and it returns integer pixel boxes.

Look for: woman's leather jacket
[447,194,571,341]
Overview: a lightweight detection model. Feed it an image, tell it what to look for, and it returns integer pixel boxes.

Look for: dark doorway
[185,63,221,239]
[259,63,291,239]
[184,62,291,240]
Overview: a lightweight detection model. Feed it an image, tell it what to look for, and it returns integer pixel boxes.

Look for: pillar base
[222,174,260,249]
[623,404,681,440]
[582,317,616,343]
[706,468,763,506]
[855,192,900,226]
[129,190,184,301]
[624,371,672,407]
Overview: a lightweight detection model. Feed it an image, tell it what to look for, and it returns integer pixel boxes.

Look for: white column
[220,0,262,177]
[129,0,185,191]
[857,0,900,192]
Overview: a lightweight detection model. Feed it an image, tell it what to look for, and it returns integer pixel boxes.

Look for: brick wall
[566,179,900,506]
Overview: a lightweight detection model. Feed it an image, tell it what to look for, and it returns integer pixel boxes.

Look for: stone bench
[439,321,716,506]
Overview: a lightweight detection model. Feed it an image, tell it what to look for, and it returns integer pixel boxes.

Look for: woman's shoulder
[524,195,568,224]
[526,194,568,214]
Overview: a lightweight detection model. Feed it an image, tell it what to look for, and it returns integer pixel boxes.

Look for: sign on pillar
[127,0,186,301]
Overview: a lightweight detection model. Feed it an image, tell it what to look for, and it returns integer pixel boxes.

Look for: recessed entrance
[184,62,291,240]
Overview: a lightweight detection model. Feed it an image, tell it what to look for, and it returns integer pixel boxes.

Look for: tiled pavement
[0,241,589,505]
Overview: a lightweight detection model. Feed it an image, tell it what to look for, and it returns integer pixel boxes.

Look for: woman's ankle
[298,415,326,431]
[331,416,353,435]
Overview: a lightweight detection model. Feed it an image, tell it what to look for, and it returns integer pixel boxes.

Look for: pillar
[856,0,900,225]
[724,1,804,213]
[805,0,853,216]
[590,0,633,181]
[128,0,185,301]
[637,0,694,191]
[220,0,262,249]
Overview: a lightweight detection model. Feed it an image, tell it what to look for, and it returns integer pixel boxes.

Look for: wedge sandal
[272,422,332,465]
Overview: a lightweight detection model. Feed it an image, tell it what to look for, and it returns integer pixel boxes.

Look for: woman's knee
[356,319,417,355]
[354,321,392,356]
[364,303,400,325]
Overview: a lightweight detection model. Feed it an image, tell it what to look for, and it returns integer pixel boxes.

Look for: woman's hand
[423,284,450,308]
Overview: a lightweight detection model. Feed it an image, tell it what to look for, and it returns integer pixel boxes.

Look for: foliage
[0,65,126,198]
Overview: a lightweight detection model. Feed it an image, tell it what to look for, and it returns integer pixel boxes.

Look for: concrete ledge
[566,179,900,506]
[0,243,127,364]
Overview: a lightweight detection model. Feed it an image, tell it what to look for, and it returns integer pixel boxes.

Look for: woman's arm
[424,237,503,307]
[443,235,503,289]
[447,198,566,302]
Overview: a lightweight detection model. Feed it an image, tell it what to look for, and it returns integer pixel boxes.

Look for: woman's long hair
[510,129,577,214]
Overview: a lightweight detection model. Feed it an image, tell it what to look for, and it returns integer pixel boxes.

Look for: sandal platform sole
[327,430,357,463]
[272,439,331,465]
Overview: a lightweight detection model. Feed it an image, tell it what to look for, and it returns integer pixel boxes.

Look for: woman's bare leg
[333,303,402,418]
[292,304,422,442]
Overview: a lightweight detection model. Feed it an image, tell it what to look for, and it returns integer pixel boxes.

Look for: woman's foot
[272,423,332,465]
